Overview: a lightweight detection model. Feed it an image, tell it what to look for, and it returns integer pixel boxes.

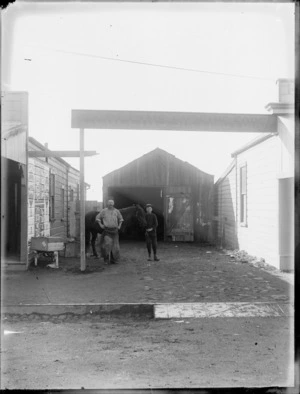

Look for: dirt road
[1,316,294,390]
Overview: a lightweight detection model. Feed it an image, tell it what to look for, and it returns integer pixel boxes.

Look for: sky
[2,1,295,201]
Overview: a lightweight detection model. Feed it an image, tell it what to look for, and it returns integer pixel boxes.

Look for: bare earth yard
[16,241,293,304]
[1,241,295,390]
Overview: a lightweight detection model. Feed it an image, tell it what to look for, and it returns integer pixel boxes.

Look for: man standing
[145,204,160,261]
[96,198,124,264]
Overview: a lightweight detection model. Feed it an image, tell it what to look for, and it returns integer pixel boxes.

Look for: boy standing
[145,204,160,261]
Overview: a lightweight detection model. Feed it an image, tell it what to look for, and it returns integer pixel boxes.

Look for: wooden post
[80,128,86,271]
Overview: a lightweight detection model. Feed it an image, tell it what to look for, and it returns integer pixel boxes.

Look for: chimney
[276,79,294,103]
[44,142,48,162]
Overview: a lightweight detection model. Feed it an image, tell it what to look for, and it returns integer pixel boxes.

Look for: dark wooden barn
[102,148,214,242]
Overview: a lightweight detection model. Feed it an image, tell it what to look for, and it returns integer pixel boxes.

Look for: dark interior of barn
[2,158,22,259]
[108,186,164,240]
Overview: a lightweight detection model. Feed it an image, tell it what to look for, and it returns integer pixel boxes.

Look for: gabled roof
[103,147,213,178]
[215,132,278,185]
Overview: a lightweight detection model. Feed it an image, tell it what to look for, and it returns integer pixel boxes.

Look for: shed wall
[215,164,237,249]
[103,150,214,242]
[103,150,213,188]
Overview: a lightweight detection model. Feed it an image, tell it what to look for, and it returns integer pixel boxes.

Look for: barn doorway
[107,186,164,240]
[2,158,22,260]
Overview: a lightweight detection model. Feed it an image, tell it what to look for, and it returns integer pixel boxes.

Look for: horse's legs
[85,230,91,255]
[91,231,98,257]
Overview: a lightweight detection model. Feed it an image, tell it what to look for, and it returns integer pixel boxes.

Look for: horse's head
[134,204,147,229]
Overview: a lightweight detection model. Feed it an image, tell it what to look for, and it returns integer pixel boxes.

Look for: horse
[85,204,147,257]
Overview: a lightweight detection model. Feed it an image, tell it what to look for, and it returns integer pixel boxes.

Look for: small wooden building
[103,148,214,242]
[27,137,96,260]
[28,137,84,240]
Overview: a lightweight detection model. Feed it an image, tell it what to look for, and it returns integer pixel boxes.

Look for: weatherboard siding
[215,135,281,269]
[28,139,81,239]
[236,136,280,268]
[104,149,212,188]
[216,164,237,249]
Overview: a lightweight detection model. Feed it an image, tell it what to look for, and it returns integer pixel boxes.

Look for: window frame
[49,173,55,221]
[239,163,247,227]
[61,186,65,220]
[70,188,74,202]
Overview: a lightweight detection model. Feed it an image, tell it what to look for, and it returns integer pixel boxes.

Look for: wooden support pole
[80,128,86,271]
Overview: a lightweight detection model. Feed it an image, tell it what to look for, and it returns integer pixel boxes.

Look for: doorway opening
[107,186,164,240]
[2,158,22,260]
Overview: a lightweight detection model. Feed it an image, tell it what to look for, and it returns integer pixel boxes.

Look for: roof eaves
[214,160,235,185]
[231,133,278,158]
[103,147,170,178]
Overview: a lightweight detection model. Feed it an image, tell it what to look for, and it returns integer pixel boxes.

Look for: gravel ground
[19,242,293,305]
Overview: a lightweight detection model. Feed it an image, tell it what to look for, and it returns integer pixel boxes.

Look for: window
[61,187,65,219]
[76,183,80,201]
[49,174,55,220]
[240,165,247,225]
[70,188,74,202]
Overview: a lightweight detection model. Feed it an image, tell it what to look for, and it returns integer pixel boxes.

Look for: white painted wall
[236,136,280,268]
[278,116,294,177]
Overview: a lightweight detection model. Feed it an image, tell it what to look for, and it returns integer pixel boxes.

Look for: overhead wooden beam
[28,150,97,158]
[71,110,277,133]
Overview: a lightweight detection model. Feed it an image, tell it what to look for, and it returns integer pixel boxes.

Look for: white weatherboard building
[214,79,294,271]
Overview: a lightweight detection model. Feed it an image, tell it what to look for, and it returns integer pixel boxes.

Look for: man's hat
[145,203,153,208]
